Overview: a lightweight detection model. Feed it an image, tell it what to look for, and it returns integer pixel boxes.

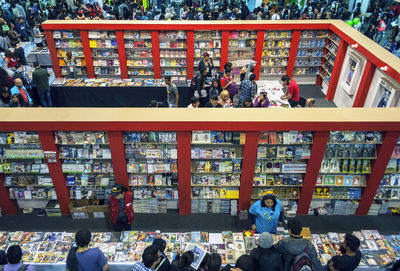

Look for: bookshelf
[193,31,222,76]
[53,30,87,78]
[293,30,326,77]
[320,32,340,87]
[260,31,292,78]
[124,31,154,79]
[0,132,58,214]
[228,31,257,76]
[89,31,121,77]
[190,131,243,214]
[54,131,114,205]
[123,131,178,214]
[159,31,187,85]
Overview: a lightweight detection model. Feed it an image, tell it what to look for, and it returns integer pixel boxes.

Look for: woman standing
[198,52,214,78]
[249,193,283,234]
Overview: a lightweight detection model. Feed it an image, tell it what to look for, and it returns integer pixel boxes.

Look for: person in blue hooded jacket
[249,193,283,234]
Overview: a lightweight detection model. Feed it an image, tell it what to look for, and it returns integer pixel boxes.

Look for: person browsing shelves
[280,75,300,107]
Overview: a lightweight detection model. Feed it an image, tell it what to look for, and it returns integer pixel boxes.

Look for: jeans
[375,31,384,43]
[39,90,52,107]
[112,217,131,231]
[288,99,300,107]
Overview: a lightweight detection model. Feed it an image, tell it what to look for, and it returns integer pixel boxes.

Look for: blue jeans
[39,90,52,107]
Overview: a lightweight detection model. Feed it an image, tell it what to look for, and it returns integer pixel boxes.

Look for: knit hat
[258,232,274,249]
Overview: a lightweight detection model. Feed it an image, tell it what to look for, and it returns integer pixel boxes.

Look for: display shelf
[228,31,257,75]
[193,31,221,76]
[322,32,340,80]
[89,31,120,78]
[159,31,187,83]
[124,31,154,79]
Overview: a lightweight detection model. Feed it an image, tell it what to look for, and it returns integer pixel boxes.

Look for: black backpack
[289,243,315,271]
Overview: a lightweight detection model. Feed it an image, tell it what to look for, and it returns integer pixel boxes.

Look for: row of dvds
[133,199,167,213]
[386,159,400,173]
[259,131,313,145]
[62,162,113,173]
[55,131,108,145]
[4,176,53,187]
[262,58,288,67]
[254,161,307,174]
[191,131,243,144]
[193,160,242,173]
[125,148,177,159]
[9,188,57,200]
[59,146,111,159]
[191,199,232,214]
[320,159,371,174]
[192,174,241,186]
[314,187,362,199]
[191,148,241,160]
[192,187,239,199]
[375,187,400,199]
[69,187,111,200]
[316,175,366,187]
[0,163,49,174]
[58,78,169,87]
[380,174,400,186]
[325,144,376,159]
[0,132,40,144]
[253,174,303,186]
[66,174,114,186]
[257,146,311,159]
[132,187,178,200]
[129,173,178,186]
[329,132,383,144]
[124,132,177,143]
[125,40,152,49]
[252,187,300,199]
[1,149,44,159]
[263,49,290,58]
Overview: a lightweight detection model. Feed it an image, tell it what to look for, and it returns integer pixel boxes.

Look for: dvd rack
[320,32,341,85]
[89,31,121,77]
[124,31,154,79]
[124,131,178,213]
[228,31,257,76]
[193,31,222,77]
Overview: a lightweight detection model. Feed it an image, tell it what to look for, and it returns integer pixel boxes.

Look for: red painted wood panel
[151,31,161,79]
[356,131,400,215]
[353,61,376,107]
[116,30,128,79]
[108,131,129,188]
[297,131,330,214]
[187,31,195,79]
[238,132,259,211]
[220,30,229,72]
[44,30,61,78]
[80,30,95,79]
[0,174,19,215]
[177,131,191,215]
[326,39,348,101]
[287,30,301,78]
[254,31,265,80]
[38,131,70,215]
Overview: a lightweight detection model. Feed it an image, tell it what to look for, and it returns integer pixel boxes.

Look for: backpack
[289,243,315,271]
[0,264,28,271]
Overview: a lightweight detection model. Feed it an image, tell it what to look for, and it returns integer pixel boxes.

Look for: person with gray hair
[250,232,283,271]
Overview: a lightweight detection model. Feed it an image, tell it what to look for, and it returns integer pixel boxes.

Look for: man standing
[239,73,257,105]
[10,78,32,105]
[32,62,52,107]
[108,184,134,231]
[280,75,300,107]
[164,76,179,108]
[327,234,361,271]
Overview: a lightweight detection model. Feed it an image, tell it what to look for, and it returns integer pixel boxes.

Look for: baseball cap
[111,184,124,196]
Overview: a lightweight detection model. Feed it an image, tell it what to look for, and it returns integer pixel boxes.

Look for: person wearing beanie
[250,232,282,271]
[249,193,283,234]
[152,238,170,271]
[2,245,35,271]
[107,184,135,231]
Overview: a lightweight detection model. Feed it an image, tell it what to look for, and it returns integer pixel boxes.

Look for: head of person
[1,87,10,100]
[329,255,347,271]
[342,234,360,252]
[220,90,230,102]
[232,255,254,271]
[164,75,172,85]
[6,245,22,264]
[15,78,23,88]
[142,245,161,269]
[258,232,274,249]
[201,67,208,77]
[249,73,256,82]
[180,251,194,268]
[203,52,210,61]
[5,49,14,59]
[75,229,91,248]
[224,67,232,77]
[224,62,233,71]
[243,97,253,107]
[152,238,166,253]
[207,253,222,271]
[33,62,40,69]
[302,13,307,18]
[111,184,127,199]
[259,91,267,101]
[15,63,23,70]
[287,218,302,237]
[261,194,277,209]
[281,75,291,85]
[190,96,200,108]
[212,79,219,89]
[18,17,23,24]
[209,95,219,107]
[149,99,159,107]
[306,98,315,107]
[12,93,22,105]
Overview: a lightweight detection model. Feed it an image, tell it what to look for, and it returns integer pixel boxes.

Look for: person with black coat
[170,251,196,271]
[152,238,170,271]
[363,25,377,40]
[250,232,283,271]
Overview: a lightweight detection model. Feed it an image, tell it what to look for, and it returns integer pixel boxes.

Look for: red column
[38,131,70,215]
[0,174,19,215]
[151,31,161,79]
[220,30,230,72]
[44,30,61,78]
[187,31,195,79]
[177,131,191,215]
[286,30,301,78]
[80,30,95,79]
[353,61,376,107]
[297,131,330,215]
[326,40,348,101]
[116,30,128,79]
[254,31,265,80]
[356,131,400,215]
[108,131,129,188]
[238,132,259,211]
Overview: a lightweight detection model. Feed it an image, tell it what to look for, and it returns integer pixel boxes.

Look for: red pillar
[38,131,70,215]
[187,31,195,79]
[0,174,19,215]
[353,61,376,107]
[287,30,301,78]
[326,40,348,101]
[238,132,259,211]
[44,30,61,78]
[356,131,400,215]
[80,30,95,79]
[220,30,230,72]
[254,31,265,80]
[177,131,191,215]
[116,30,128,79]
[297,131,330,215]
[151,31,161,79]
[108,131,129,188]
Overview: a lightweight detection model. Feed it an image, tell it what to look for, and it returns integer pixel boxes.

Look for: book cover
[191,245,207,270]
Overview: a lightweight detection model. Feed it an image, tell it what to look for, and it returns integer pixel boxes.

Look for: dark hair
[152,238,166,252]
[142,245,159,268]
[200,253,209,269]
[6,245,22,264]
[225,67,232,74]
[33,62,40,68]
[281,75,290,83]
[249,74,256,81]
[190,96,199,104]
[180,251,194,268]
[0,250,7,265]
[287,219,302,236]
[261,194,277,209]
[164,76,171,81]
[207,253,222,271]
[331,255,347,270]
[75,229,91,247]
[344,234,360,252]
[235,255,254,271]
[5,50,14,58]
[149,100,159,107]
[244,97,252,103]
[11,93,26,107]
[15,63,22,70]
[1,87,11,104]
[224,62,233,70]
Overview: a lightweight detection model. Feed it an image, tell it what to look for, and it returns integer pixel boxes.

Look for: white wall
[364,69,386,107]
[333,47,366,108]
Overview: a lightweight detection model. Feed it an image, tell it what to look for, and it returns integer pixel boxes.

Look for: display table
[50,85,191,107]
[256,80,290,108]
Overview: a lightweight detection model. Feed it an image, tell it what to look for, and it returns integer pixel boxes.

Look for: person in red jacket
[280,75,300,107]
[108,184,134,231]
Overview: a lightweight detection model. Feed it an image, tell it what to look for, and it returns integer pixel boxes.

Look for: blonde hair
[220,90,229,99]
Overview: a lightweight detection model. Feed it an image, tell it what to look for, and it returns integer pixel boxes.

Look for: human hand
[251,224,256,232]
[280,95,285,100]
